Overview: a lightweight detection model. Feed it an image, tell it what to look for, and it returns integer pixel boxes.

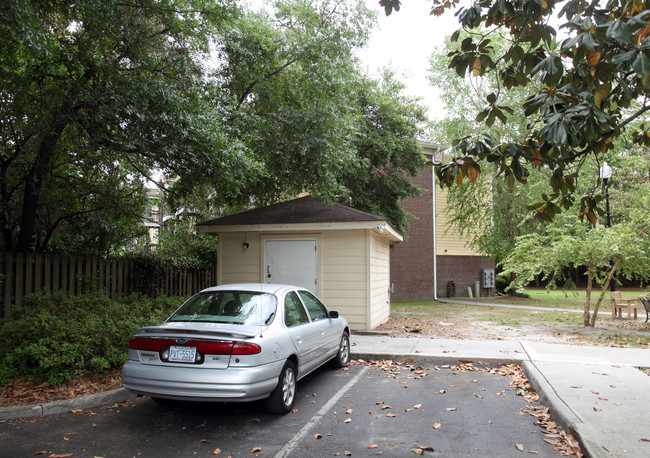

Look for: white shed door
[264,239,318,293]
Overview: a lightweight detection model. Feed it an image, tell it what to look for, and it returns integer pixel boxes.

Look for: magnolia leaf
[472,57,482,76]
[585,49,601,67]
[467,163,479,182]
[594,82,611,108]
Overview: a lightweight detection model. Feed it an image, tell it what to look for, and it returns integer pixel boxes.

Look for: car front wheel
[265,360,297,414]
[330,332,350,368]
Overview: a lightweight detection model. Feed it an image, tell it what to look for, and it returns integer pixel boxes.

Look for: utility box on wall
[482,268,495,289]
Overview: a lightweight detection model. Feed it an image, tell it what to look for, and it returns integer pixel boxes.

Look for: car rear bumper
[121,359,285,402]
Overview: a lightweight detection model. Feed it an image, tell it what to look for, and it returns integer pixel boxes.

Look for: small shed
[196,196,402,330]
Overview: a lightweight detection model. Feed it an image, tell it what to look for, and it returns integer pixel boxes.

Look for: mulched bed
[0,372,122,408]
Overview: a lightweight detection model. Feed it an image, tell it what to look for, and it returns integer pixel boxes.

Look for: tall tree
[382,0,650,223]
[342,69,427,234]
[427,29,539,262]
[1,0,244,252]
[2,0,426,255]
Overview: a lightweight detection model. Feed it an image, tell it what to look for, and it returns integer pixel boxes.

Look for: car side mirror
[328,310,339,319]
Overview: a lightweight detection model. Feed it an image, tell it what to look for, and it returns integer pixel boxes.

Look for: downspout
[432,162,438,301]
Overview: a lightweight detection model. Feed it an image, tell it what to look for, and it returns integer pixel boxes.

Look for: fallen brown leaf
[386,413,399,417]
[516,443,524,451]
[251,447,262,453]
[200,439,210,443]
[433,423,441,429]
[367,444,378,449]
[344,418,352,423]
[211,448,222,455]
[445,407,457,411]
[315,434,323,439]
[33,452,48,456]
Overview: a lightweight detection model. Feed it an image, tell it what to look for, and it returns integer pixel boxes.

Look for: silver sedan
[122,283,350,414]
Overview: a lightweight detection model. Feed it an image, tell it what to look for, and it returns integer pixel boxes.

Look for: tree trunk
[590,256,623,327]
[584,259,594,326]
[14,117,68,252]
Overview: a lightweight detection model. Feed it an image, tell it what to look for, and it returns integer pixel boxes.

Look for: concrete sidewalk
[351,335,650,458]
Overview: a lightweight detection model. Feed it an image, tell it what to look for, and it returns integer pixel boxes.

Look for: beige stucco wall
[215,229,388,330]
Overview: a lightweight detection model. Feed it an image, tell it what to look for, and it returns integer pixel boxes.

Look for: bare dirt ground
[374,297,650,346]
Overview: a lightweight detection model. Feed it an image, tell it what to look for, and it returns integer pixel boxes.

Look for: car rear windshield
[168,291,277,326]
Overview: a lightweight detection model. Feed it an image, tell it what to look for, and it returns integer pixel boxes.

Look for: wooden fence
[0,252,217,319]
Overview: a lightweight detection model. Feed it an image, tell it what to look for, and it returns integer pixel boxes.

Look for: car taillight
[231,342,262,355]
[128,337,260,356]
[195,341,234,355]
[129,337,176,351]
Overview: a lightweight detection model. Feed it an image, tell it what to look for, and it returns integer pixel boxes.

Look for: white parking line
[274,365,370,458]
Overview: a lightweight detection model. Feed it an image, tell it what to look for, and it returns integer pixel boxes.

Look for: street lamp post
[600,162,615,292]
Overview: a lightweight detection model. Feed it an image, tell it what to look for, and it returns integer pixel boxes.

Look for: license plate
[169,346,196,363]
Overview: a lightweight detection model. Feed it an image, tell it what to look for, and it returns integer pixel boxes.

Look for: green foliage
[124,218,218,294]
[2,0,422,252]
[342,69,427,233]
[388,0,650,222]
[0,291,182,385]
[154,219,218,270]
[427,30,539,262]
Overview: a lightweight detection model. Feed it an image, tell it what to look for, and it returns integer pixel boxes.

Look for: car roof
[199,283,305,295]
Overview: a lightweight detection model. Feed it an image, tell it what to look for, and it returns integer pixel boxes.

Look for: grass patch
[579,333,650,348]
[470,308,583,326]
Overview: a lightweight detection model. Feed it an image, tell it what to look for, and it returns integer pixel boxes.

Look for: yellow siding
[218,233,261,284]
[435,187,482,256]
[217,229,392,330]
[368,232,390,328]
[320,230,369,330]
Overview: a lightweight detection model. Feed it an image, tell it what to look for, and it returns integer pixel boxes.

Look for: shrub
[0,291,184,385]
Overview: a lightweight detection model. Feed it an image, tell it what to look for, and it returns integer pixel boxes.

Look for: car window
[284,292,310,327]
[297,290,329,322]
[168,291,276,325]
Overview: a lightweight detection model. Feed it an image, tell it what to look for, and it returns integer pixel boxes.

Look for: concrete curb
[0,387,137,421]
[350,351,522,366]
[522,360,601,458]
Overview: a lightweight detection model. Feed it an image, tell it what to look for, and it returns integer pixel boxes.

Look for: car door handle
[296,335,302,343]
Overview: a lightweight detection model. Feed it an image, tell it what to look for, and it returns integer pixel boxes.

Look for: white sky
[359,0,464,120]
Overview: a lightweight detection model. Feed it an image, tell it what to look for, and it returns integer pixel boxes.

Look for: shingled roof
[197,196,385,226]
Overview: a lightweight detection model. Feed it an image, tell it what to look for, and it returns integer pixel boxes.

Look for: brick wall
[390,167,435,301]
[436,255,495,299]
[390,161,496,301]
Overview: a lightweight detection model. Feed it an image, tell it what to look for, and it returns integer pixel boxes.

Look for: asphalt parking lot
[0,362,560,457]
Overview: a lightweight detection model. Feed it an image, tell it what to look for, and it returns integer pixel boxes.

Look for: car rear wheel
[265,360,297,414]
[330,331,350,368]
